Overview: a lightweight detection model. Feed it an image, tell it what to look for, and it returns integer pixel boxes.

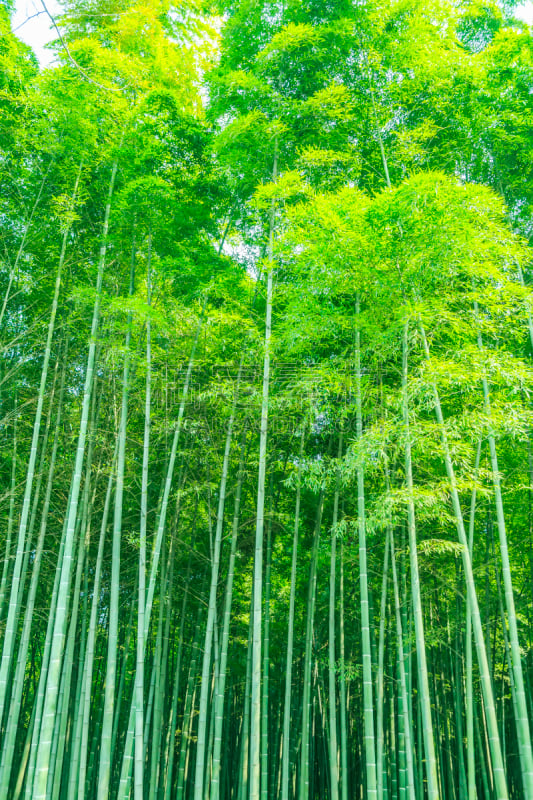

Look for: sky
[11,0,533,67]
[12,0,61,66]
[514,1,533,23]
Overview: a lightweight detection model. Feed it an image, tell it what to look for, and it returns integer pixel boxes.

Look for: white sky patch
[12,0,61,66]
[515,2,533,24]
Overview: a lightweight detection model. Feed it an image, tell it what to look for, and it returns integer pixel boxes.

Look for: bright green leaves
[457,0,504,52]
[299,83,353,122]
[215,110,284,175]
[278,170,533,492]
[475,27,533,231]
[59,0,210,108]
[253,171,308,209]
[0,6,38,98]
[211,11,361,205]
[256,22,322,63]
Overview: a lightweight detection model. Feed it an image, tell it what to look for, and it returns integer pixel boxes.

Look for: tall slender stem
[355,296,378,800]
[250,142,278,800]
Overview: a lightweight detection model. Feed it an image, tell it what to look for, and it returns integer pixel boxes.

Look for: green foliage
[2,2,533,799]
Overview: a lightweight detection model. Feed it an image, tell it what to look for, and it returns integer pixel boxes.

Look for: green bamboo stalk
[48,503,88,800]
[176,616,203,800]
[250,278,272,795]
[150,564,173,785]
[491,520,523,795]
[261,485,273,800]
[299,489,326,800]
[97,225,135,800]
[116,309,204,799]
[376,524,390,800]
[148,545,170,800]
[419,320,509,800]
[206,626,219,792]
[49,373,102,799]
[111,591,136,771]
[20,351,63,613]
[193,365,241,800]
[474,299,533,798]
[238,605,254,800]
[0,351,67,795]
[250,143,278,800]
[152,504,180,798]
[164,545,194,800]
[390,528,416,800]
[135,231,151,800]
[77,445,117,798]
[12,696,37,800]
[402,321,439,799]
[44,513,83,793]
[67,550,90,794]
[0,164,82,731]
[390,685,398,800]
[0,404,17,622]
[280,435,304,800]
[33,159,117,800]
[328,436,343,800]
[339,535,348,800]
[316,659,329,798]
[466,441,482,800]
[415,686,423,800]
[85,661,106,796]
[210,427,247,800]
[474,692,492,800]
[397,655,408,800]
[355,296,378,800]
[23,487,73,800]
[453,584,468,800]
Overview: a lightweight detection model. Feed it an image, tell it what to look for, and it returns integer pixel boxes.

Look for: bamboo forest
[5,0,533,798]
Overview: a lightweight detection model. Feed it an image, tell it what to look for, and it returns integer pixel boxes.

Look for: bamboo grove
[2,0,533,798]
